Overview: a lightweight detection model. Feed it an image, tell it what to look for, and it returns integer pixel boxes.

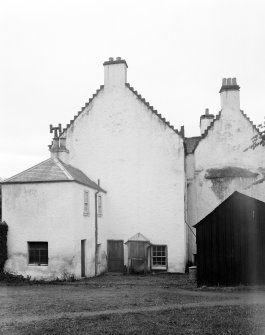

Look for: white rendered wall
[186,106,265,258]
[58,84,186,272]
[2,182,107,279]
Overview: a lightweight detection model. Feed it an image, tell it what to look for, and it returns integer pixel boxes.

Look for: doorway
[81,239,86,277]
[107,240,124,272]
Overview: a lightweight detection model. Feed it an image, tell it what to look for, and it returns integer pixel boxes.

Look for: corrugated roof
[194,191,265,228]
[2,158,106,192]
[184,136,201,154]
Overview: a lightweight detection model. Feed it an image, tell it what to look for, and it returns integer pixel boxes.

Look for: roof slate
[184,136,201,154]
[2,158,106,192]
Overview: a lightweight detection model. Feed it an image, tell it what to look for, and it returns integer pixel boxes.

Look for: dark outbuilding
[195,191,265,286]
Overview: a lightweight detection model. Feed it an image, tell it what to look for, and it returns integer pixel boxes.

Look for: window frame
[151,245,168,270]
[98,194,103,217]
[28,242,48,266]
[83,190,90,216]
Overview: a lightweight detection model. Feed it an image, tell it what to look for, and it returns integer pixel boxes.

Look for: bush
[0,221,8,273]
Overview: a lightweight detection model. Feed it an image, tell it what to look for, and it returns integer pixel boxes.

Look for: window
[151,245,167,270]
[28,242,48,265]
[98,195,103,216]
[84,190,90,215]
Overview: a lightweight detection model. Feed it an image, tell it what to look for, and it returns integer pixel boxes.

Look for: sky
[1,0,265,178]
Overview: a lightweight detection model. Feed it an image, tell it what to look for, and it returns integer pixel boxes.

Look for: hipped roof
[2,158,106,192]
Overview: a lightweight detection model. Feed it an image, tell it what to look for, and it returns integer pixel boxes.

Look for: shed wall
[197,193,265,286]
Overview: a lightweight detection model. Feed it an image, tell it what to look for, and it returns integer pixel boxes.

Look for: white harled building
[2,58,186,279]
[2,58,265,279]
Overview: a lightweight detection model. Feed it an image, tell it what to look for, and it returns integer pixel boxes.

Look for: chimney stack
[220,77,240,110]
[200,108,214,135]
[103,57,128,88]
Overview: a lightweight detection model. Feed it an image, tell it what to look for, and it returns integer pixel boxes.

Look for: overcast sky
[1,0,265,178]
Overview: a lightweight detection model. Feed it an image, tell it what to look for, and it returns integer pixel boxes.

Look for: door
[81,239,86,277]
[107,240,124,272]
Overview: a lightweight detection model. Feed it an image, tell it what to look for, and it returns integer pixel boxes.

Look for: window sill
[151,266,167,270]
[28,264,48,267]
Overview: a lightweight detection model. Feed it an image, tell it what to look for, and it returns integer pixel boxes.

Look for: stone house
[1,58,264,279]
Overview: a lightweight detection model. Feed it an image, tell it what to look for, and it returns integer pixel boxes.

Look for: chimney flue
[200,108,214,135]
[103,57,128,88]
[219,77,240,110]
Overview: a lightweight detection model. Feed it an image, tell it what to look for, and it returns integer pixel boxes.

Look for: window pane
[152,245,167,268]
[28,242,48,265]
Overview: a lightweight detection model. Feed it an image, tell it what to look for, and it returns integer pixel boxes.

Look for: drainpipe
[95,179,100,276]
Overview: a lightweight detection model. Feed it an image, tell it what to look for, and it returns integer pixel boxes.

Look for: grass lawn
[2,305,265,335]
[1,274,265,334]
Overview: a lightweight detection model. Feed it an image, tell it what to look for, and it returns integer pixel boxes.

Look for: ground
[1,273,265,334]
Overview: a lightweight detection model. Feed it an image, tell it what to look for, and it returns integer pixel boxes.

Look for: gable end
[125,83,183,138]
[190,109,261,154]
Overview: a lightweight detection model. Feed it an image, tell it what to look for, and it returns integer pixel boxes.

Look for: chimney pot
[103,57,128,88]
[205,108,209,115]
[220,77,240,110]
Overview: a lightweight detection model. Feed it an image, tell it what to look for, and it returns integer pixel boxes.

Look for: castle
[2,58,265,279]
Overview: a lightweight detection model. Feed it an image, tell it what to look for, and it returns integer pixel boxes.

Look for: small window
[98,195,103,216]
[84,190,90,215]
[28,242,48,265]
[151,245,167,270]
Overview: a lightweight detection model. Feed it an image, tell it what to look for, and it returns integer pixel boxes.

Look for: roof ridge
[54,158,74,181]
[60,85,104,137]
[190,109,261,154]
[125,83,183,138]
[58,160,107,193]
[3,158,52,183]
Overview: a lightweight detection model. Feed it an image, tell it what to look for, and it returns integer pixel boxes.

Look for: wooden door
[107,240,124,272]
[81,239,86,277]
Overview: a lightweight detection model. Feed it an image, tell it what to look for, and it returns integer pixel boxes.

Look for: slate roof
[2,158,106,192]
[184,136,201,154]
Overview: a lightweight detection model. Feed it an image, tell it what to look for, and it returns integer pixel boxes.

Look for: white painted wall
[186,100,265,259]
[2,182,107,279]
[57,63,186,272]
